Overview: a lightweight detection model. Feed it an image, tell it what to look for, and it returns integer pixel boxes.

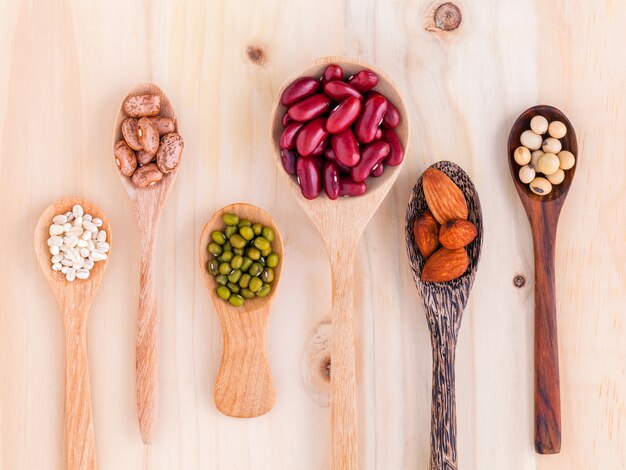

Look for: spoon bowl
[34,197,112,470]
[405,161,483,470]
[113,83,180,443]
[199,203,284,417]
[271,56,410,469]
[507,105,578,454]
[508,105,578,203]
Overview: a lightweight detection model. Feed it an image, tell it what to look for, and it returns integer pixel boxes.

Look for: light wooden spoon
[405,161,483,470]
[34,197,112,470]
[508,105,578,454]
[198,203,284,417]
[113,83,180,444]
[271,57,410,469]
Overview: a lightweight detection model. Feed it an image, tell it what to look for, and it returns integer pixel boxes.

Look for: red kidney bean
[310,138,329,157]
[338,177,367,197]
[323,161,340,200]
[351,141,390,183]
[331,128,360,167]
[281,77,320,107]
[326,97,362,134]
[282,112,293,127]
[374,128,382,140]
[296,118,329,156]
[382,101,401,129]
[281,149,298,175]
[324,148,351,174]
[347,70,378,92]
[371,162,384,177]
[279,122,304,150]
[323,81,363,101]
[297,156,322,199]
[381,128,404,166]
[321,64,343,84]
[288,94,331,122]
[354,94,388,144]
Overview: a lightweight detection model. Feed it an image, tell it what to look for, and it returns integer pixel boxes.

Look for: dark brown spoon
[508,105,578,454]
[405,161,483,470]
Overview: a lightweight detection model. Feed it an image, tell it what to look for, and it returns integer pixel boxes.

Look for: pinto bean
[123,94,161,118]
[114,140,137,176]
[131,163,163,187]
[121,118,143,150]
[138,118,160,155]
[156,133,184,173]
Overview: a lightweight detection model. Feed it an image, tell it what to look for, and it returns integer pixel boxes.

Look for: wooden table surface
[1,1,624,469]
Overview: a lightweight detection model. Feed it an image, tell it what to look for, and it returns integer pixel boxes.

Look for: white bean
[49,245,60,256]
[82,231,92,240]
[83,214,92,223]
[93,218,102,227]
[51,254,64,263]
[97,242,110,252]
[53,214,67,225]
[52,263,63,271]
[66,268,76,282]
[49,224,64,236]
[76,270,90,280]
[72,205,84,218]
[97,230,107,242]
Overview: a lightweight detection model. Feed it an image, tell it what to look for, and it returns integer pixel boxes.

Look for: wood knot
[301,321,331,406]
[321,357,331,380]
[513,274,526,288]
[246,45,267,65]
[433,3,462,31]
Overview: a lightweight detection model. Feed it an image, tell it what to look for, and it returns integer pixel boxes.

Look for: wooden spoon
[507,105,578,454]
[113,83,180,444]
[405,161,483,470]
[198,203,284,417]
[271,57,410,469]
[34,197,112,470]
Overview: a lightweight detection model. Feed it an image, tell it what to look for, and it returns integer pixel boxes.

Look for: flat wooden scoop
[113,83,180,444]
[198,203,284,417]
[405,162,483,470]
[34,197,112,470]
[508,105,578,454]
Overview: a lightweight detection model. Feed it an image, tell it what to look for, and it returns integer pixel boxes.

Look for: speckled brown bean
[121,118,143,151]
[138,117,160,155]
[114,140,138,176]
[136,150,155,165]
[131,163,163,187]
[156,133,184,173]
[149,116,176,135]
[123,94,161,118]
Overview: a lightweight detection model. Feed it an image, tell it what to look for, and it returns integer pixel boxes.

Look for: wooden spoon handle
[531,222,561,454]
[64,316,96,470]
[329,247,358,470]
[429,336,458,470]
[214,307,275,417]
[136,230,159,444]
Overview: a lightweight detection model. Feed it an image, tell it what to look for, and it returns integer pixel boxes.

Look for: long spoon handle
[136,221,159,444]
[531,220,561,454]
[329,246,358,470]
[428,320,458,470]
[214,305,275,417]
[64,314,97,470]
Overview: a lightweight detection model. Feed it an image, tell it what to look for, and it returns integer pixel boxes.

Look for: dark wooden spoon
[507,105,578,454]
[405,161,483,470]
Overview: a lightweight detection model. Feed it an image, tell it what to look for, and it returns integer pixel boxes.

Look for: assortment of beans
[46,204,109,282]
[514,115,576,196]
[206,213,279,307]
[114,94,184,187]
[278,64,404,200]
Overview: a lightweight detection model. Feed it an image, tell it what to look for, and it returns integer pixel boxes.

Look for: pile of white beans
[513,115,576,195]
[46,204,109,282]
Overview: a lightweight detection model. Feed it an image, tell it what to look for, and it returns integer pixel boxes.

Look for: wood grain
[406,162,483,470]
[508,105,578,454]
[0,1,625,469]
[198,203,283,418]
[34,197,113,470]
[271,57,411,470]
[113,83,180,445]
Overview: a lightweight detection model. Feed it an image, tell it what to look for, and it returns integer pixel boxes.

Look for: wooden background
[0,0,624,468]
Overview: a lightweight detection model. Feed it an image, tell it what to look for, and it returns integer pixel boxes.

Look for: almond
[421,247,469,282]
[439,219,477,249]
[413,210,439,258]
[422,168,468,224]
